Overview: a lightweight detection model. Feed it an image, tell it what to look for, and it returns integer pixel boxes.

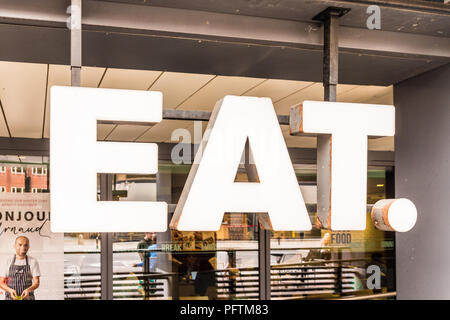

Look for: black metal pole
[336,249,343,295]
[70,0,81,87]
[313,7,349,230]
[258,223,271,300]
[100,174,114,300]
[244,139,271,300]
[143,251,150,299]
[313,6,349,296]
[69,0,116,301]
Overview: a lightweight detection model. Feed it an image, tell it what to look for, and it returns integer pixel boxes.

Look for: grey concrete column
[394,63,450,299]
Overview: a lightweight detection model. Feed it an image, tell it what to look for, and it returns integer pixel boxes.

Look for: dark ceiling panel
[0,23,447,86]
[0,24,70,65]
[82,29,448,85]
[93,0,450,37]
[338,52,447,85]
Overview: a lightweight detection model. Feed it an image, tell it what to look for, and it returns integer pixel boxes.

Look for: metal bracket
[312,7,351,22]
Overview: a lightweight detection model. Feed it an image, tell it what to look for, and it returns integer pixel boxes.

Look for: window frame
[11,166,24,174]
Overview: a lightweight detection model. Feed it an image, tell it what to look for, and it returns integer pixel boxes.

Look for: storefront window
[63,235,102,300]
[0,156,65,300]
[108,163,260,300]
[0,152,396,301]
[270,165,395,299]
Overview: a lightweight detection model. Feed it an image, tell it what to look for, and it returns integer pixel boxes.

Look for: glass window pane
[111,163,260,300]
[270,165,395,299]
[64,233,102,300]
[0,156,49,194]
[0,155,67,300]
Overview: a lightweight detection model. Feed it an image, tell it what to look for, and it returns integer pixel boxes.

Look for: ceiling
[0,61,394,151]
[1,0,448,88]
[102,0,450,37]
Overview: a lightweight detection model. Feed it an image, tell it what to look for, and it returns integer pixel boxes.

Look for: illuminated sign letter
[170,96,312,231]
[50,86,167,232]
[292,101,395,230]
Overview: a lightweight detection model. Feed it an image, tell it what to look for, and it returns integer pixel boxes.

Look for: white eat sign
[50,86,417,233]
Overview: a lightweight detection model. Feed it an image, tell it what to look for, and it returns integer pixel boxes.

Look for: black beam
[0,137,49,156]
[163,109,212,122]
[258,223,271,300]
[314,7,349,230]
[163,109,290,126]
[314,6,350,101]
[100,174,114,301]
[70,0,82,86]
[0,138,395,166]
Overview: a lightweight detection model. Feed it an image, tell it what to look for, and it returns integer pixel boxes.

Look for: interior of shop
[0,61,396,300]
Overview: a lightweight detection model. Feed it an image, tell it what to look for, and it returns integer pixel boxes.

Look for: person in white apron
[4,255,35,300]
[0,236,40,300]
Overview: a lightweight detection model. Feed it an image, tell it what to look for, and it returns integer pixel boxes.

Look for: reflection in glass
[110,163,260,300]
[46,156,395,300]
[0,156,49,194]
[270,165,395,299]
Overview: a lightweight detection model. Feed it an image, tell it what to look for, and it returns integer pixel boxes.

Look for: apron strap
[26,256,29,267]
[7,255,16,279]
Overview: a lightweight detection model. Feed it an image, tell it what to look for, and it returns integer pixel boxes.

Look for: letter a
[170,96,311,231]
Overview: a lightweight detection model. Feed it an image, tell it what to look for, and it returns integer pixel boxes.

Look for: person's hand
[8,289,18,300]
[21,289,30,300]
[315,217,323,229]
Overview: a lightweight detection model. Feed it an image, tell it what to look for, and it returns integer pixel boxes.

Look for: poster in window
[0,193,63,300]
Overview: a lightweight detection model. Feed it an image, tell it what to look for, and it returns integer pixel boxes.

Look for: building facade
[0,0,449,300]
